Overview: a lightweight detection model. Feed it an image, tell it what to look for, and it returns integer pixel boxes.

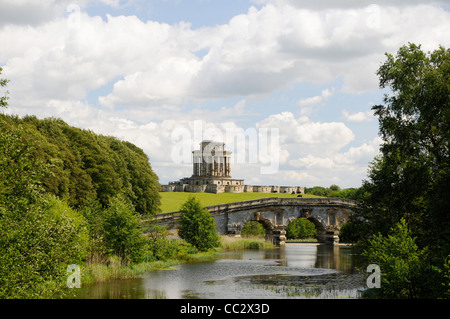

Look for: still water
[75,244,365,299]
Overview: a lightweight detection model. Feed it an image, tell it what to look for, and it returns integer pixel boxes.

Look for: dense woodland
[0,113,161,215]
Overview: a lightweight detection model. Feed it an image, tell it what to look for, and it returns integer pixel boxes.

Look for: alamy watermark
[66,4,81,29]
[170,120,280,175]
[366,264,381,288]
[66,264,81,288]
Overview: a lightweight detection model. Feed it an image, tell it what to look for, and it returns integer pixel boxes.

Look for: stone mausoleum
[161,140,304,195]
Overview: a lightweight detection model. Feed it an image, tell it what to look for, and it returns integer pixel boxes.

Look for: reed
[81,257,181,284]
[220,235,276,250]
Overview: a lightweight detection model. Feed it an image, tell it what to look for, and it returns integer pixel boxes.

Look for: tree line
[305,184,364,200]
[0,113,161,215]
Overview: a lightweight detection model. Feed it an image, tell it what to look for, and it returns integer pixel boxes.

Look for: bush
[241,221,266,237]
[286,218,317,239]
[248,241,262,249]
[363,219,445,298]
[178,197,220,251]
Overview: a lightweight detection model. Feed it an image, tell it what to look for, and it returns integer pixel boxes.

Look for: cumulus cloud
[288,137,382,186]
[298,88,334,106]
[258,0,448,10]
[342,110,375,122]
[3,0,450,111]
[257,111,355,153]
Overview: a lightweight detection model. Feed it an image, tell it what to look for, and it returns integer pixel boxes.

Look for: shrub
[178,197,220,251]
[241,221,266,237]
[248,241,262,249]
[363,218,444,298]
[286,218,317,239]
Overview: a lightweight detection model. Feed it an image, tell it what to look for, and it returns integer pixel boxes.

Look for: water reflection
[74,244,365,299]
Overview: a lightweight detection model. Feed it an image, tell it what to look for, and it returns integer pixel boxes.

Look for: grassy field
[159,191,320,213]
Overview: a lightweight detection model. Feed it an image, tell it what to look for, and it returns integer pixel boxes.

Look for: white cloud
[298,88,334,106]
[3,1,450,112]
[288,137,382,187]
[257,111,355,154]
[342,110,375,122]
[1,0,449,188]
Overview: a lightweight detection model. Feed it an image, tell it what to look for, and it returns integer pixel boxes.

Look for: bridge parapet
[203,197,357,214]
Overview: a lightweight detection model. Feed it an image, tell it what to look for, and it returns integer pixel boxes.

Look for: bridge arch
[253,212,275,232]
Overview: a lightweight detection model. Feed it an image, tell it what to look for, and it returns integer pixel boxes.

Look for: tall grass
[81,246,221,285]
[81,257,181,284]
[220,236,276,250]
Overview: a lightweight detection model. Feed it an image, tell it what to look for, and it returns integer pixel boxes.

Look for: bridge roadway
[150,197,358,245]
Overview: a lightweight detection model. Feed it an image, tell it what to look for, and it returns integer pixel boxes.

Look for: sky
[1,0,450,188]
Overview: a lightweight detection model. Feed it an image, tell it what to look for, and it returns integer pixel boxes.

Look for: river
[74,243,366,299]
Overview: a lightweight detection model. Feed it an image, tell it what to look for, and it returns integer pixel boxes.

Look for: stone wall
[161,183,305,194]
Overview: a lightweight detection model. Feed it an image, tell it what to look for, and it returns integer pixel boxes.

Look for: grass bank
[159,192,321,213]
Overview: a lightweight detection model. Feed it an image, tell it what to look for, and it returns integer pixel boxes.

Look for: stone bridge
[151,197,358,245]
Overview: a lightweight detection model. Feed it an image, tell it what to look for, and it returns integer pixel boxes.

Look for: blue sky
[1,0,449,188]
[85,0,264,28]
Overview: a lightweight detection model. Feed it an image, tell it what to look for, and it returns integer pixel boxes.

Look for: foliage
[145,224,198,261]
[241,221,266,237]
[363,219,444,298]
[305,185,364,200]
[0,112,161,298]
[286,218,317,239]
[339,222,361,244]
[355,43,450,298]
[0,113,161,215]
[0,67,8,108]
[101,194,147,264]
[0,122,87,298]
[178,197,220,251]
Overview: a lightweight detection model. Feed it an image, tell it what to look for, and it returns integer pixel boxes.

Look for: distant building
[161,140,304,194]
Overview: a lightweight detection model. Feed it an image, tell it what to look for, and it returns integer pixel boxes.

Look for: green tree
[178,197,220,251]
[101,194,146,264]
[355,43,450,298]
[305,186,328,196]
[241,221,266,237]
[359,44,450,242]
[286,218,317,239]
